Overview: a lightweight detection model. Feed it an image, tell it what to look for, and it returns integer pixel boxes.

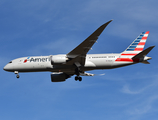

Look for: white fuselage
[3,53,135,74]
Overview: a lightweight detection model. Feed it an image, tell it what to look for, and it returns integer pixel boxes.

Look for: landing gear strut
[14,71,20,78]
[74,62,83,81]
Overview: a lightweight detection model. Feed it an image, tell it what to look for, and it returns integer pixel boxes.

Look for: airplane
[3,20,155,82]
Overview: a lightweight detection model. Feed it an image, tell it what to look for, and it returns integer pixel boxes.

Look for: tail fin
[121,31,150,57]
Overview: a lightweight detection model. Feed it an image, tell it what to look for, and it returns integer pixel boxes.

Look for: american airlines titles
[26,57,51,63]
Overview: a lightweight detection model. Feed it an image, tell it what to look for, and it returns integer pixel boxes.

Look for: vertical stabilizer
[121,31,149,58]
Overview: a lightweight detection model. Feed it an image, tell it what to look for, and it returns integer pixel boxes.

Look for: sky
[0,0,158,120]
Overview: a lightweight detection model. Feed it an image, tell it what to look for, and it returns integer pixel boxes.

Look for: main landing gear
[74,62,83,81]
[74,65,82,81]
[75,76,82,81]
[14,71,20,78]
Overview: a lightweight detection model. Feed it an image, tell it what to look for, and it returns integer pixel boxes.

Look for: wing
[66,20,113,66]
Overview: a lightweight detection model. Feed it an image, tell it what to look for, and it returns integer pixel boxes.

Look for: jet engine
[51,73,70,82]
[50,55,68,65]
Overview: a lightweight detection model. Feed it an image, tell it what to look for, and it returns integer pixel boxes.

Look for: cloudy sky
[1,0,158,120]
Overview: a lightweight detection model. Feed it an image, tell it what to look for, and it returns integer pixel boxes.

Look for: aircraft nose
[3,64,13,71]
[3,64,9,71]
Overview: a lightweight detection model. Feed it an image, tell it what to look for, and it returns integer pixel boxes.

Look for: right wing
[66,20,113,66]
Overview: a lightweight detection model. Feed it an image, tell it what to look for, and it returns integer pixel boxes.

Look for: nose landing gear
[16,74,20,78]
[14,71,20,78]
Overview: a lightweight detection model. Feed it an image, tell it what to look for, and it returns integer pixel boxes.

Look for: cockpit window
[9,61,12,63]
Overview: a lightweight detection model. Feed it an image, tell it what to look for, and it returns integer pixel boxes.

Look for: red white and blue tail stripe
[115,31,149,62]
[121,31,149,57]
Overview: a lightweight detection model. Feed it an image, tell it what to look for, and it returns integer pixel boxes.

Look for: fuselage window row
[90,56,115,59]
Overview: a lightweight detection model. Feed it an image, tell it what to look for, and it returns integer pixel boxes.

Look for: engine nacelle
[51,73,69,82]
[50,55,68,65]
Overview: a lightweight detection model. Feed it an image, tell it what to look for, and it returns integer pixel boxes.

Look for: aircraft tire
[79,77,82,81]
[16,75,20,78]
[75,76,78,81]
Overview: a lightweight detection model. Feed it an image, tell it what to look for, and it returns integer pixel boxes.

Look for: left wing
[66,20,113,66]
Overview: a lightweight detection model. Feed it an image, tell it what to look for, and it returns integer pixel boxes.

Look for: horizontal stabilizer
[132,46,155,59]
[141,60,150,64]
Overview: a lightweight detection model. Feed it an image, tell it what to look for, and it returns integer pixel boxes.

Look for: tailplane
[132,46,155,64]
[132,46,155,59]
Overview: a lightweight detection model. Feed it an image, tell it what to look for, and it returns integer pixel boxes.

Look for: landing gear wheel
[14,71,20,79]
[75,76,78,81]
[79,77,82,81]
[16,74,20,78]
[75,76,82,81]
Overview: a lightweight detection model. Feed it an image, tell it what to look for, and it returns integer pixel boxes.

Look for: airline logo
[115,31,149,62]
[24,57,30,63]
[24,57,50,63]
[121,31,149,56]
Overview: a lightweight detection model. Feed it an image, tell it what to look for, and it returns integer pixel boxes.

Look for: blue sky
[1,0,158,120]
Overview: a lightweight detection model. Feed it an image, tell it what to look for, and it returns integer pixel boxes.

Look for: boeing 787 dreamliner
[3,20,155,82]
